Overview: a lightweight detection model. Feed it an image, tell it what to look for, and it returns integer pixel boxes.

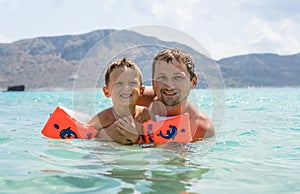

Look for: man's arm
[202,117,215,138]
[188,102,215,140]
[136,86,155,107]
[191,117,215,141]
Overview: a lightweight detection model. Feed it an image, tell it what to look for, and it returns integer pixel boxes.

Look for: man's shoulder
[136,105,151,121]
[187,102,215,138]
[136,105,147,112]
[187,101,208,119]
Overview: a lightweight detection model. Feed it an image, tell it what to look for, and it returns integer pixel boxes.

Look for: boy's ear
[139,85,145,96]
[191,75,198,89]
[152,80,156,91]
[102,86,111,98]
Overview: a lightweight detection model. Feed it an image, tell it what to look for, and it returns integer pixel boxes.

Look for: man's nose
[163,79,175,88]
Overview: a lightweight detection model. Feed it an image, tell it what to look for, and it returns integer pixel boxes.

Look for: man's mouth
[162,90,178,96]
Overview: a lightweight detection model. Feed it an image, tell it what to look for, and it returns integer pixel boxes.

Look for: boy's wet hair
[152,48,196,81]
[105,58,142,86]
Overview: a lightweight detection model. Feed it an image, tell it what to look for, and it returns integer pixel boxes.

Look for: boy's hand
[116,116,140,144]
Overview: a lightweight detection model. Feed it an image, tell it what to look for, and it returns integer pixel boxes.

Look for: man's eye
[174,76,184,80]
[156,76,167,81]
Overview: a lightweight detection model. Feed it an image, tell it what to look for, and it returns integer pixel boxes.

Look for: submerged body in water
[0,88,299,193]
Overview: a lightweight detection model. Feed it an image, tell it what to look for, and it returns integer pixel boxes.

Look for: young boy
[88,58,151,145]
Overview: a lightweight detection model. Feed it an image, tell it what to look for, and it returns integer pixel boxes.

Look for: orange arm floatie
[142,113,192,144]
[41,106,98,139]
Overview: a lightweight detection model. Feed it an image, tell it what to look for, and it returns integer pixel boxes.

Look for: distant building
[7,85,25,91]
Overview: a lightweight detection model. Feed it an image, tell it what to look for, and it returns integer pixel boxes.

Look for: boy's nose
[122,83,132,90]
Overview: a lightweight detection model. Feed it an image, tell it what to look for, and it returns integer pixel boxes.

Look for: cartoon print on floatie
[142,113,192,144]
[53,123,78,139]
[41,106,98,139]
[146,123,155,143]
[157,125,178,140]
[59,127,78,139]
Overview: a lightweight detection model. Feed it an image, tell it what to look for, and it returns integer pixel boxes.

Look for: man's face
[153,59,196,107]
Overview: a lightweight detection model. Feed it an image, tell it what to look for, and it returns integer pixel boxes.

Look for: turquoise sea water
[0,88,299,194]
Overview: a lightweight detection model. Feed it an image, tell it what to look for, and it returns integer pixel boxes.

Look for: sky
[0,0,300,60]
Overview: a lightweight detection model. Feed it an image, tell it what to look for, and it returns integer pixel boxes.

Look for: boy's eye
[114,82,123,87]
[129,81,139,86]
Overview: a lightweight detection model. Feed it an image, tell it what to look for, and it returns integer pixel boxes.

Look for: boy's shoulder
[95,107,115,127]
[97,107,113,117]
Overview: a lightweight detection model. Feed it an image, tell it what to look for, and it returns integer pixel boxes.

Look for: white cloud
[0,34,12,43]
[0,0,18,14]
[246,18,281,45]
[201,37,250,60]
[244,17,300,55]
[150,0,207,29]
[0,0,299,58]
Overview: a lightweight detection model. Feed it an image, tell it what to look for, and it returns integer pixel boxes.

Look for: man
[138,48,215,141]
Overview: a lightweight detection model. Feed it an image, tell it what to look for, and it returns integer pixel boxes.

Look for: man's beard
[160,92,181,107]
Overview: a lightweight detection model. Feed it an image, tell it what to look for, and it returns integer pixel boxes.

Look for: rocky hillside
[218,53,300,87]
[0,29,299,90]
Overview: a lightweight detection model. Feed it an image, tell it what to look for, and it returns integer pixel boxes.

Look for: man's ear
[139,85,145,96]
[191,75,198,89]
[102,86,111,98]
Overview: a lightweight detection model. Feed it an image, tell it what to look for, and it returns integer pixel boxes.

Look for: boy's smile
[119,93,132,98]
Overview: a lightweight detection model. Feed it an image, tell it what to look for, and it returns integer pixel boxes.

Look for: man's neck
[165,100,189,116]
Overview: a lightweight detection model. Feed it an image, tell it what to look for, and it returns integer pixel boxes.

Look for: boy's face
[103,67,144,107]
[153,59,197,107]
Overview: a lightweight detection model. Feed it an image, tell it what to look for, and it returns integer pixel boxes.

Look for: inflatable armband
[41,106,98,139]
[142,113,192,144]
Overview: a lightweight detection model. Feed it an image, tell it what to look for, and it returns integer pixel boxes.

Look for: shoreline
[2,86,300,92]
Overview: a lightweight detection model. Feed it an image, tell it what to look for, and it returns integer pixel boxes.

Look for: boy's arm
[95,122,135,145]
[89,109,142,144]
[94,108,151,145]
[88,114,103,130]
[89,112,132,144]
[88,108,114,130]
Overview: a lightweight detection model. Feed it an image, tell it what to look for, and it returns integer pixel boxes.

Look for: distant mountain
[0,29,115,90]
[218,53,300,87]
[0,29,299,90]
[0,29,213,90]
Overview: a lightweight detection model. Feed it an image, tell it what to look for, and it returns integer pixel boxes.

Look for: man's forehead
[155,60,186,72]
